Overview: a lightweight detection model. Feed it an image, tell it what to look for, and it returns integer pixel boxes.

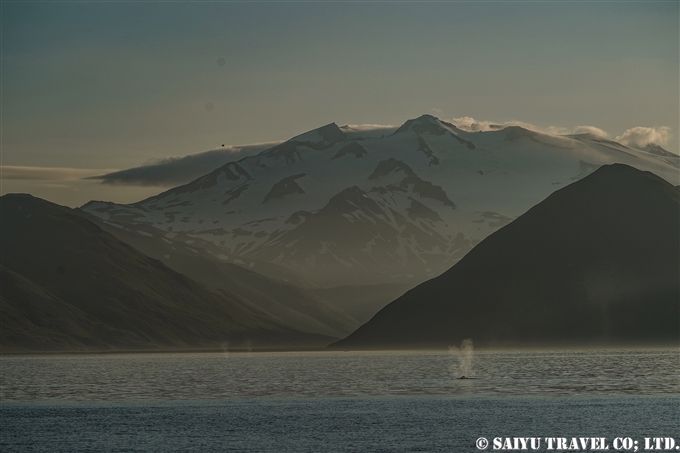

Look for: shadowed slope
[1,194,334,352]
[332,164,680,349]
[80,213,360,338]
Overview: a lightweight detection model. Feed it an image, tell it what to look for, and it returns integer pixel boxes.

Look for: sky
[2,0,678,207]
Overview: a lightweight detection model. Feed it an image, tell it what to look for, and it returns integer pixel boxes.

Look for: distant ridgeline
[0,194,360,352]
[82,115,679,288]
[332,164,680,349]
[3,112,679,353]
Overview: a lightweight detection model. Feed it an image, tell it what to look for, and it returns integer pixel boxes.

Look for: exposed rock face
[263,174,307,203]
[333,142,368,159]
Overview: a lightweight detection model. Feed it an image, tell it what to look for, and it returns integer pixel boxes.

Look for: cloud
[615,126,672,148]
[447,116,542,133]
[448,116,616,139]
[1,166,118,181]
[447,116,497,132]
[90,142,280,187]
[572,126,610,138]
[447,116,571,136]
[341,123,398,139]
[544,125,571,135]
[343,123,397,132]
[448,116,678,154]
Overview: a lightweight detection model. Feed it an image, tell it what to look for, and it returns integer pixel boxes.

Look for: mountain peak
[414,114,440,123]
[393,114,451,136]
[502,125,535,134]
[317,123,346,142]
[289,122,346,146]
[502,125,538,141]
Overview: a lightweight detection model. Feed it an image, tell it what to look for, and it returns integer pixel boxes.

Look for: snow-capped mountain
[82,115,679,286]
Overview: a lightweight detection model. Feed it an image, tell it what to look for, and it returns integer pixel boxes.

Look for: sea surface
[1,349,679,452]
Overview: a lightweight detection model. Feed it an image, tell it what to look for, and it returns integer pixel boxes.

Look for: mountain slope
[81,212,359,337]
[82,115,679,287]
[331,164,680,349]
[1,194,336,352]
[1,265,126,350]
[310,283,413,324]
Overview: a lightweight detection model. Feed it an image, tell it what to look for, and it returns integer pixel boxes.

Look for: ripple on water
[1,348,678,402]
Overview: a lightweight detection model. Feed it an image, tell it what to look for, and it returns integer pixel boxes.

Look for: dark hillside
[1,194,331,351]
[332,164,680,349]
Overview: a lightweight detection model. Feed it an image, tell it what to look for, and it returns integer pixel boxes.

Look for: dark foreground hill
[332,164,680,349]
[1,194,334,352]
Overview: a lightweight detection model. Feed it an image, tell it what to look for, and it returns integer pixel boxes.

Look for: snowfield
[82,115,679,286]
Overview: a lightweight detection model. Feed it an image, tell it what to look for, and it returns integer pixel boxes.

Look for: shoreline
[2,343,678,357]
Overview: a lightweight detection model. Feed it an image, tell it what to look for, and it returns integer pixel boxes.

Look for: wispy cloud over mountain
[449,117,673,151]
[615,126,672,149]
[448,116,572,135]
[81,119,677,188]
[89,142,281,187]
[2,166,118,181]
[344,124,396,132]
[572,126,609,138]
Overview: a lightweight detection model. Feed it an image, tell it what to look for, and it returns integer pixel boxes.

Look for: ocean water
[1,349,679,452]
